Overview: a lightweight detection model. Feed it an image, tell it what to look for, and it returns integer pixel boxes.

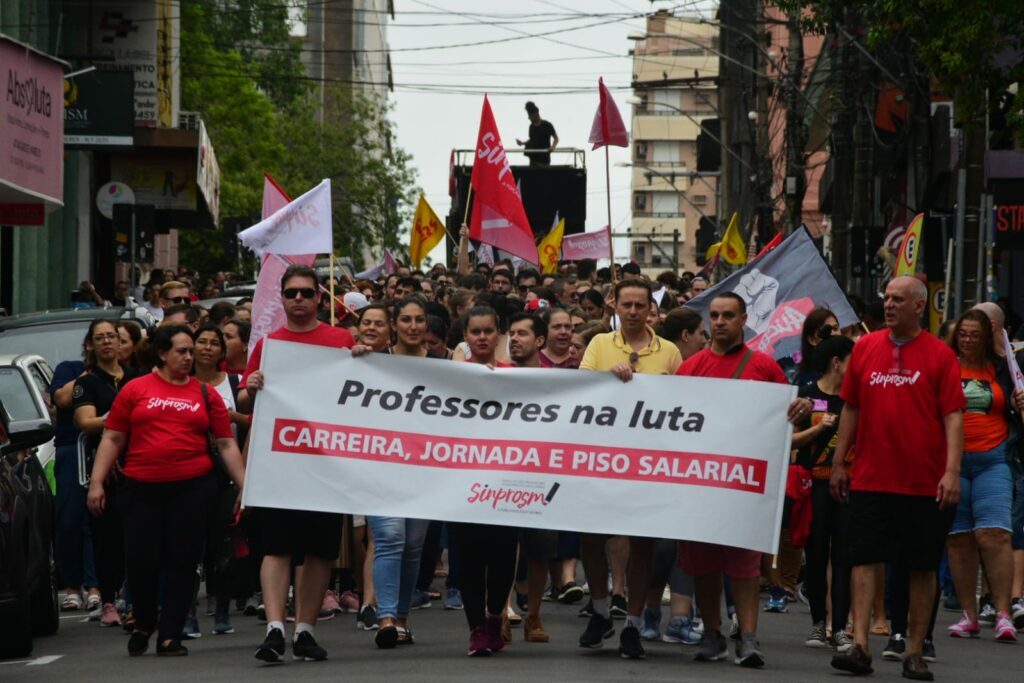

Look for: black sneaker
[922,638,936,663]
[375,625,399,649]
[578,598,595,618]
[292,631,328,661]
[127,631,150,657]
[255,627,286,663]
[579,613,615,648]
[558,581,585,604]
[882,633,905,661]
[618,625,646,659]
[357,603,378,631]
[610,594,628,618]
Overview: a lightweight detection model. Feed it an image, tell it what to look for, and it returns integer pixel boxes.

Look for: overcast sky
[387,0,717,264]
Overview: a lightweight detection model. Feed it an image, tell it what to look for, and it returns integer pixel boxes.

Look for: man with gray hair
[829,277,965,680]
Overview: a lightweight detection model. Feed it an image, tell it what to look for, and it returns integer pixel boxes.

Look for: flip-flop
[870,623,891,636]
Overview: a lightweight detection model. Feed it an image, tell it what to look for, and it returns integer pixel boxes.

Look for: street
[4,588,1016,682]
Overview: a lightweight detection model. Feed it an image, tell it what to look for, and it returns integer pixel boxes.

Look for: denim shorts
[950,441,1013,535]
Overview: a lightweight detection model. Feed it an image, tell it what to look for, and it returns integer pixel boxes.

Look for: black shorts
[519,528,559,561]
[846,491,954,571]
[253,507,343,561]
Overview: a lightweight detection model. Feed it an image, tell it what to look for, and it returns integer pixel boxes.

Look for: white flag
[239,179,333,256]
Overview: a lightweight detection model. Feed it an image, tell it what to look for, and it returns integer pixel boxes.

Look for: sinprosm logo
[467,482,560,510]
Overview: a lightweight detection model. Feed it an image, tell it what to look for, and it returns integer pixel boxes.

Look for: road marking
[27,655,63,666]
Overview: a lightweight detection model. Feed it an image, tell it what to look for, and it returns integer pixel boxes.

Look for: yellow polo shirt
[579,327,682,375]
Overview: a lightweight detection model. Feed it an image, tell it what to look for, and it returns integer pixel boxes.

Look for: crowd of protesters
[43,245,1024,681]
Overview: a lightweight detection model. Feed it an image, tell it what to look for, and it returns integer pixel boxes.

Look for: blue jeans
[54,443,97,589]
[368,517,429,619]
[951,441,1013,534]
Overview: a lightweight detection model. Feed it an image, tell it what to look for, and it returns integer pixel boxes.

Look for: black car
[0,398,58,658]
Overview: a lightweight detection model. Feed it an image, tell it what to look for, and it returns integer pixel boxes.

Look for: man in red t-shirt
[240,264,354,664]
[675,292,807,669]
[829,276,964,679]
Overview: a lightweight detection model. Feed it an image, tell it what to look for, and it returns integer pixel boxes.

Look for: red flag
[588,77,628,149]
[469,96,538,264]
[448,149,456,197]
[755,232,783,259]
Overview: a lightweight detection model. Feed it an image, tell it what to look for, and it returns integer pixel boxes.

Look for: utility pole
[718,0,758,240]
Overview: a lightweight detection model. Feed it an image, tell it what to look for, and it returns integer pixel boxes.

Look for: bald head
[890,276,928,304]
[972,302,1004,330]
[883,276,927,336]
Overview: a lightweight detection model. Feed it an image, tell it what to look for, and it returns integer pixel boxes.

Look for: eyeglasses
[816,324,836,340]
[165,296,190,305]
[957,330,981,341]
[92,333,118,343]
[283,287,317,300]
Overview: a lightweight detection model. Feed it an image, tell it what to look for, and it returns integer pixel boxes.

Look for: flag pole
[605,147,617,283]
[329,253,336,326]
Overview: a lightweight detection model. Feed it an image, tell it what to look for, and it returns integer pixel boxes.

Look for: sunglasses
[165,296,190,305]
[283,287,317,300]
[816,324,836,340]
[628,351,639,369]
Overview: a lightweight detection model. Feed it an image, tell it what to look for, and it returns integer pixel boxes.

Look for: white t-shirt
[212,374,238,438]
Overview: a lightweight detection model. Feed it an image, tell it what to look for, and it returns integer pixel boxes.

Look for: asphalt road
[4,588,1018,682]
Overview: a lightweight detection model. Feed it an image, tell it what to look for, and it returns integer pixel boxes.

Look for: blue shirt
[49,360,85,447]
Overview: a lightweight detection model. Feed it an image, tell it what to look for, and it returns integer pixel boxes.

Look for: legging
[651,538,694,595]
[805,479,851,627]
[119,472,217,642]
[449,522,518,630]
[90,483,125,604]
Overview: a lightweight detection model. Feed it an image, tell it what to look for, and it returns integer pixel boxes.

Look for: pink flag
[469,96,538,264]
[561,225,612,261]
[588,77,628,150]
[248,174,317,353]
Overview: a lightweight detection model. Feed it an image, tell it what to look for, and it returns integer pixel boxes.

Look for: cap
[524,299,549,312]
[343,292,369,311]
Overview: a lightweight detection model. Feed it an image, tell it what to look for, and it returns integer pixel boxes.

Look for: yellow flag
[705,241,722,263]
[408,195,445,268]
[538,218,565,274]
[894,212,924,276]
[720,212,747,265]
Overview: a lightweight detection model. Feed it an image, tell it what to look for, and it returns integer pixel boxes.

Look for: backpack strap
[731,348,754,380]
[227,373,240,404]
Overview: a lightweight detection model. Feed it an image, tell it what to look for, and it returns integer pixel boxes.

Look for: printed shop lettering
[6,69,53,118]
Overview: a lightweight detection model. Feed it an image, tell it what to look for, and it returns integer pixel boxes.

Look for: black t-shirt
[795,382,845,479]
[72,366,144,451]
[525,120,557,164]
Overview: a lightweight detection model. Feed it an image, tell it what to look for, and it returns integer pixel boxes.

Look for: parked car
[0,396,59,658]
[0,305,156,369]
[0,355,55,483]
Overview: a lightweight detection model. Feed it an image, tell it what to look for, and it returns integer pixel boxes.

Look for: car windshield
[0,367,45,420]
[0,321,89,367]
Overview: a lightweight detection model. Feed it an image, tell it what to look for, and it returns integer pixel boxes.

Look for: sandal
[870,623,891,636]
[397,626,415,645]
[375,625,399,649]
[156,639,188,657]
[62,592,83,611]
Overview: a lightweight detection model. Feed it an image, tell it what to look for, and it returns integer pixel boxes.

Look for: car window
[28,364,52,411]
[0,321,90,367]
[0,367,46,420]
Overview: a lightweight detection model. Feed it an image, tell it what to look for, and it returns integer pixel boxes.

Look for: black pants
[90,482,124,604]
[203,483,241,598]
[119,473,217,641]
[449,522,517,630]
[650,538,693,595]
[889,563,941,640]
[806,480,851,627]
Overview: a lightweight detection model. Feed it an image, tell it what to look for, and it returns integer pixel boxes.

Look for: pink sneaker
[322,590,342,615]
[994,611,1017,642]
[467,626,491,657]
[339,590,360,613]
[484,614,505,653]
[100,602,121,627]
[948,611,980,638]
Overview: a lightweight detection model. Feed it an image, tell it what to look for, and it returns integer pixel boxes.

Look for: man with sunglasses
[239,265,355,665]
[576,279,682,660]
[160,281,191,313]
[515,268,540,296]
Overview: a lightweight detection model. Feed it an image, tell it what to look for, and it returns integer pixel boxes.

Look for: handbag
[199,382,232,485]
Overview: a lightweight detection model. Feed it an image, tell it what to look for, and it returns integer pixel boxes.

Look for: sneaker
[618,625,646,659]
[694,629,728,661]
[579,613,615,648]
[61,592,82,611]
[609,594,628,618]
[338,590,360,613]
[941,592,961,612]
[484,614,505,653]
[257,602,266,621]
[212,614,234,635]
[948,611,980,638]
[357,603,378,631]
[805,621,828,648]
[243,594,260,616]
[468,626,491,657]
[664,616,702,645]
[902,652,933,681]
[764,586,788,613]
[127,630,150,656]
[577,598,594,618]
[181,615,201,640]
[831,643,874,675]
[255,627,285,663]
[728,614,740,641]
[205,595,215,617]
[558,581,585,604]
[882,633,906,660]
[994,611,1017,642]
[322,589,342,615]
[831,629,853,653]
[922,638,936,663]
[640,607,661,641]
[100,602,121,627]
[978,597,996,624]
[1012,598,1024,631]
[87,603,102,622]
[735,633,765,668]
[444,588,464,610]
[409,589,431,610]
[795,584,810,605]
[293,631,328,661]
[86,592,101,611]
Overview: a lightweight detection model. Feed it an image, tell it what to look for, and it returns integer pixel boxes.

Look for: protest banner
[243,340,796,553]
[561,225,611,261]
[239,178,333,256]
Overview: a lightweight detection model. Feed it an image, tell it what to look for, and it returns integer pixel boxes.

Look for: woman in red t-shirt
[946,309,1023,641]
[86,324,246,657]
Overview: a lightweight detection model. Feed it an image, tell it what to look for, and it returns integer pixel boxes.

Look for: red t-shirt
[106,373,232,483]
[676,344,789,384]
[242,323,355,386]
[840,330,965,496]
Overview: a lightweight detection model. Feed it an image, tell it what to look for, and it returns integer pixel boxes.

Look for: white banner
[239,179,333,256]
[243,340,796,553]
